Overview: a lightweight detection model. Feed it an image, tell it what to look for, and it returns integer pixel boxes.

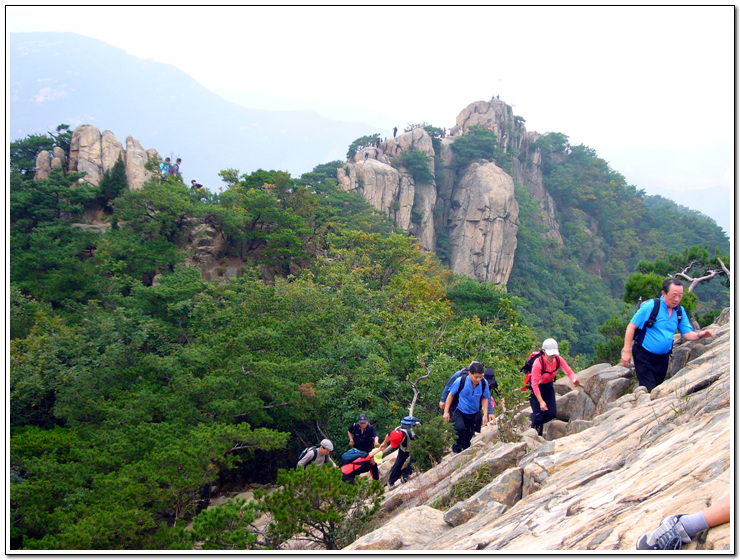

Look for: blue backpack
[341,448,368,464]
[400,416,421,429]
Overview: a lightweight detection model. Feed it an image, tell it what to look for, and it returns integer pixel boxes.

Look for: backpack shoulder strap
[646,297,661,327]
[539,352,548,373]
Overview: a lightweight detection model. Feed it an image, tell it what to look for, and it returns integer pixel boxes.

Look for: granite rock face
[447,161,519,283]
[346,316,731,551]
[38,124,157,190]
[338,99,569,287]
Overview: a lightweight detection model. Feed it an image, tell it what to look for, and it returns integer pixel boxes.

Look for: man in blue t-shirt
[439,364,496,422]
[443,361,490,452]
[621,278,714,392]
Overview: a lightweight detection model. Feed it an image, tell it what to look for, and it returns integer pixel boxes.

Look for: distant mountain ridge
[8,32,380,189]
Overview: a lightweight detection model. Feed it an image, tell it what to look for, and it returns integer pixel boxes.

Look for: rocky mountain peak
[338,100,564,286]
[35,124,157,191]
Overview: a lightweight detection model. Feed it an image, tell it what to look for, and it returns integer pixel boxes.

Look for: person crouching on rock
[340,447,383,485]
[529,338,580,437]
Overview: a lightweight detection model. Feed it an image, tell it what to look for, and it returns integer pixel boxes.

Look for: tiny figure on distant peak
[168,158,182,178]
[160,157,171,179]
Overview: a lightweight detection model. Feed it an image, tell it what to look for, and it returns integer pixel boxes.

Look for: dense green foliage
[407,416,456,471]
[10,122,729,550]
[257,466,383,549]
[10,132,536,550]
[451,125,513,173]
[188,465,382,550]
[393,148,434,183]
[508,133,729,363]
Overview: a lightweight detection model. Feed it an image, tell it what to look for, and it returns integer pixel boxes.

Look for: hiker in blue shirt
[439,364,496,422]
[160,157,171,179]
[443,361,490,453]
[621,278,714,392]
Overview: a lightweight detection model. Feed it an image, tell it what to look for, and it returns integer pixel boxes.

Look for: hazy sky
[7,5,734,230]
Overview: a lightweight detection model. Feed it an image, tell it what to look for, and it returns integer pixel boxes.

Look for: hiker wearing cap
[529,338,579,437]
[439,362,498,422]
[296,439,336,469]
[443,361,490,453]
[380,427,413,487]
[340,447,383,485]
[620,278,713,392]
[347,413,379,454]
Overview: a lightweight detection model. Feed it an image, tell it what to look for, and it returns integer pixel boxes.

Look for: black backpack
[634,298,684,349]
[520,351,560,391]
[450,374,489,414]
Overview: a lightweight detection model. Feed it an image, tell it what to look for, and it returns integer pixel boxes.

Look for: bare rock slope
[347,310,732,551]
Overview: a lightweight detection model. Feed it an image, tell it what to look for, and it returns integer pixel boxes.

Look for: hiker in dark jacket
[340,448,383,485]
[347,413,378,453]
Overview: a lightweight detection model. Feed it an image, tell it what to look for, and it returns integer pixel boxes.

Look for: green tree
[257,466,383,550]
[395,148,433,183]
[451,125,511,172]
[97,155,129,209]
[408,415,455,471]
[346,134,380,160]
[188,497,265,549]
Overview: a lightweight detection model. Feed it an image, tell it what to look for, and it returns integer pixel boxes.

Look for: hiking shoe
[636,515,690,550]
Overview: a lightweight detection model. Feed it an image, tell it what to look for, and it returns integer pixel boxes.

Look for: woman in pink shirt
[529,338,580,436]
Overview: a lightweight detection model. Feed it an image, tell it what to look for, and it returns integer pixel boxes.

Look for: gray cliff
[338,99,564,286]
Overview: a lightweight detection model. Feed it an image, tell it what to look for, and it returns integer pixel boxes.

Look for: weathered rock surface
[125,135,156,191]
[337,100,564,287]
[35,124,156,191]
[346,316,731,551]
[447,161,519,284]
[34,149,51,180]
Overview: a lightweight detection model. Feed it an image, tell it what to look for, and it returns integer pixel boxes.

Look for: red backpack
[520,351,560,391]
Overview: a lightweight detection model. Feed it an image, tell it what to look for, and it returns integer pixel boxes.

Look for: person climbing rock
[528,338,579,437]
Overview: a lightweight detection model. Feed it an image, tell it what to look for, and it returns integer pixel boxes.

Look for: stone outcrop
[346,314,731,551]
[34,149,51,180]
[125,135,154,191]
[337,99,568,287]
[35,124,156,190]
[447,161,519,284]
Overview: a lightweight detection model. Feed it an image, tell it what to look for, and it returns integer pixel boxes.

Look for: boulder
[101,129,124,172]
[447,161,519,284]
[70,124,103,185]
[345,506,449,550]
[443,466,523,527]
[125,135,154,191]
[51,146,66,171]
[34,150,51,180]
